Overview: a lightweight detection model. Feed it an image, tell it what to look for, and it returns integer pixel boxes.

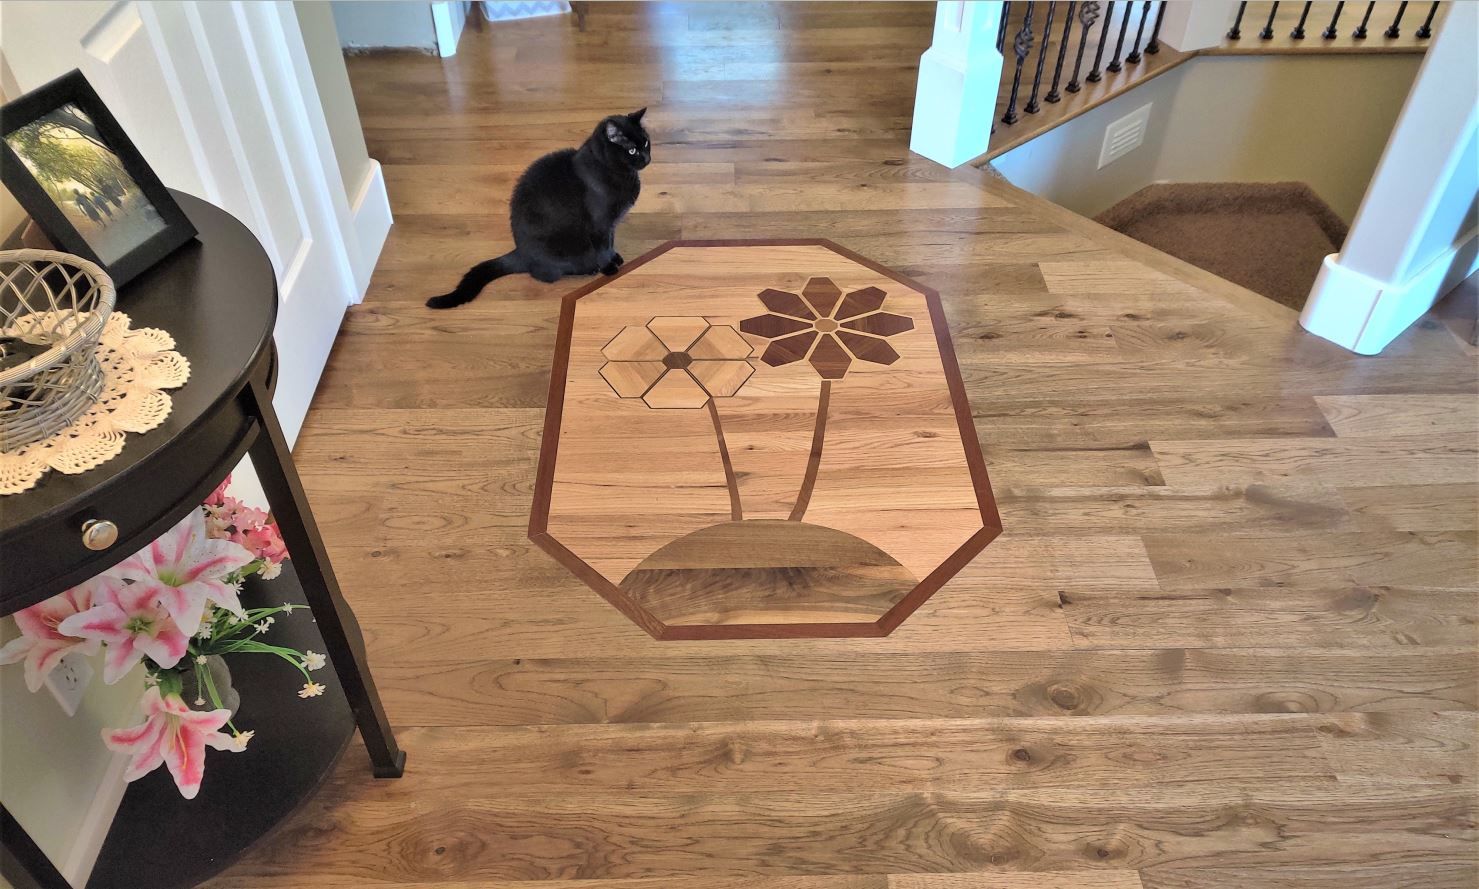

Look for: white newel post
[1299,0,1479,355]
[1155,0,1240,52]
[910,1,1004,168]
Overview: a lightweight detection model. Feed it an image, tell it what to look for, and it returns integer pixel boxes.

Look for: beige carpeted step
[1094,181,1348,311]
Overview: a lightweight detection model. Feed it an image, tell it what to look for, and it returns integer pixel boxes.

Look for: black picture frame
[0,69,196,289]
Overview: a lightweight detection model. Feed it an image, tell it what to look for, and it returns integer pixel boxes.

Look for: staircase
[981,0,1442,162]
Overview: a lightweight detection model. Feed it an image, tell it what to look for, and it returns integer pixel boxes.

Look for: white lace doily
[1,311,189,495]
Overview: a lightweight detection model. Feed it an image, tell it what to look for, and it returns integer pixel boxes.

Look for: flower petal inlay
[603,326,667,361]
[842,312,915,337]
[689,325,754,360]
[690,360,754,397]
[647,317,711,352]
[761,330,817,366]
[741,313,812,340]
[757,288,817,320]
[809,334,852,379]
[836,287,888,320]
[836,330,900,366]
[641,370,710,409]
[801,277,844,318]
[601,360,666,397]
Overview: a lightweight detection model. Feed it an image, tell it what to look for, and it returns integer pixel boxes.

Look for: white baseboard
[347,159,392,301]
[60,749,130,887]
[1301,229,1479,354]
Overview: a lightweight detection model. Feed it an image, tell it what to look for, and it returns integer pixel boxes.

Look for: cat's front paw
[612,252,625,267]
[600,263,620,276]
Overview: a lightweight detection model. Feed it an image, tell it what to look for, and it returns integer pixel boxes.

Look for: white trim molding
[1303,233,1479,355]
[348,159,393,299]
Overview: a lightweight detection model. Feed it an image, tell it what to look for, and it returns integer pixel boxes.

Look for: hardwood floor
[206,3,1476,887]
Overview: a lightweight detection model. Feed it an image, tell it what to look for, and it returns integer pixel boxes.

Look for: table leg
[1,806,70,889]
[242,377,405,778]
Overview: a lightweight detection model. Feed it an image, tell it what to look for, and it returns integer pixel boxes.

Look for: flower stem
[707,398,742,521]
[789,380,831,522]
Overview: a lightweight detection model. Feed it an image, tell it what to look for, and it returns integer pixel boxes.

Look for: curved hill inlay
[531,240,1001,640]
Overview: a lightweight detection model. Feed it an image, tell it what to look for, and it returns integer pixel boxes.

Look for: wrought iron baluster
[1126,0,1152,62]
[1291,1,1313,37]
[1002,4,1036,125]
[1086,0,1115,82]
[1353,1,1376,38]
[1045,2,1078,103]
[1260,1,1280,39]
[1025,2,1059,113]
[1385,0,1409,37]
[1416,1,1439,38]
[1106,1,1133,72]
[997,1,1012,52]
[1228,1,1248,39]
[1066,1,1102,92]
[1322,1,1345,37]
[1146,1,1167,53]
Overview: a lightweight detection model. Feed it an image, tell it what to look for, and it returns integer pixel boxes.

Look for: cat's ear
[605,121,622,142]
[628,107,647,124]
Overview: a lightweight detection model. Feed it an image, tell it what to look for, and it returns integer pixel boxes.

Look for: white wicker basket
[0,249,117,452]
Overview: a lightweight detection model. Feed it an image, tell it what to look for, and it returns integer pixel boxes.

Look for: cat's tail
[426,251,526,309]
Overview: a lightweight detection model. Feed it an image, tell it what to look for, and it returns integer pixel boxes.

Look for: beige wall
[993,54,1423,223]
[295,1,373,200]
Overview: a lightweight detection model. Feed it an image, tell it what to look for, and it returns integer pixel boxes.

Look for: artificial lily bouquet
[1,476,328,799]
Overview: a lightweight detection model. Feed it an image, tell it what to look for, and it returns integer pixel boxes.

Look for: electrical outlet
[45,652,93,716]
[1099,102,1152,169]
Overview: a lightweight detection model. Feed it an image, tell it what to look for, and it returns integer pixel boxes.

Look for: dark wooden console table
[0,192,402,889]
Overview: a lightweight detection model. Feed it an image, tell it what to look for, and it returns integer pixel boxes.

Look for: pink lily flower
[103,687,240,799]
[114,510,255,632]
[59,577,192,683]
[0,583,101,692]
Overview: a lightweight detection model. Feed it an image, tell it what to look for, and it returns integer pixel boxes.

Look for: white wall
[330,1,469,56]
[331,1,438,52]
[992,54,1422,221]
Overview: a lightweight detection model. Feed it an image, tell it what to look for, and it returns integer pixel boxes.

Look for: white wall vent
[1099,102,1153,169]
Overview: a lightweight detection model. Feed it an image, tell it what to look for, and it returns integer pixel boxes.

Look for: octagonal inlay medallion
[531,240,1001,639]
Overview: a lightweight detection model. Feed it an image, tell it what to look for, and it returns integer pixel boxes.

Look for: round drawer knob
[81,519,119,551]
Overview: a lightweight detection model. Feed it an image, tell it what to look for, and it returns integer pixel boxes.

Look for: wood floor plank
[1143,531,1478,590]
[1150,434,1479,488]
[364,649,1477,727]
[1312,711,1479,785]
[347,716,1335,795]
[997,485,1355,535]
[205,780,1475,884]
[1315,394,1479,438]
[1337,483,1479,532]
[1063,587,1479,650]
[1140,859,1479,889]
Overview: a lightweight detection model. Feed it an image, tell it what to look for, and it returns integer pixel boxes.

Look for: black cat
[426,108,650,309]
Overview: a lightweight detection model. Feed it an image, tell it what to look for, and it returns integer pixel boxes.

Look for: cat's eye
[628,148,636,155]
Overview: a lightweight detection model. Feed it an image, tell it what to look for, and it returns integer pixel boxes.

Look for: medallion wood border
[529,239,1003,641]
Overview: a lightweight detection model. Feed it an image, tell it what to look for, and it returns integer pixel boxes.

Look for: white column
[910,1,1004,169]
[1156,0,1239,52]
[1300,0,1479,355]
